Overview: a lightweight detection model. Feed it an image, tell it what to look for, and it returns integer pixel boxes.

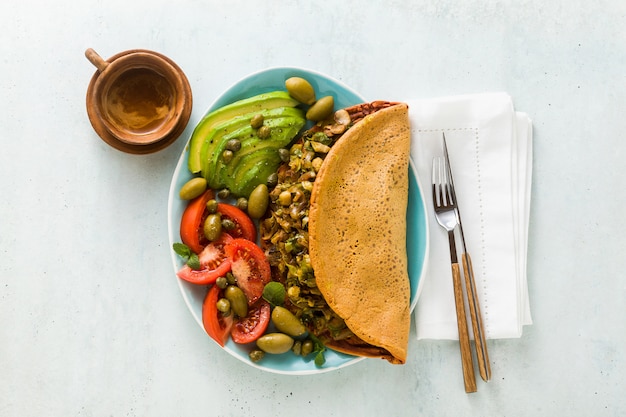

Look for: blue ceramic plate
[168,67,428,375]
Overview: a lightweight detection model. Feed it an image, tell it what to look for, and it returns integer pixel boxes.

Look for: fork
[432,156,477,393]
[443,134,492,382]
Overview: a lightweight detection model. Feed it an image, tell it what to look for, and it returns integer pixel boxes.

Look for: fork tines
[432,157,456,210]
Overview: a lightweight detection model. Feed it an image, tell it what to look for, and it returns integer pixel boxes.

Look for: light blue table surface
[1,1,624,416]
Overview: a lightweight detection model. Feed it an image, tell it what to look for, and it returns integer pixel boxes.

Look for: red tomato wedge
[231,300,271,344]
[176,234,233,285]
[225,238,271,305]
[180,191,256,255]
[202,285,234,347]
[180,190,214,254]
[217,203,256,242]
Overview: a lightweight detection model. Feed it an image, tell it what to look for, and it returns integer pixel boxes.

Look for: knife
[443,133,492,382]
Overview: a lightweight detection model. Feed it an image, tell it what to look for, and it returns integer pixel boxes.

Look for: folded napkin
[406,93,533,340]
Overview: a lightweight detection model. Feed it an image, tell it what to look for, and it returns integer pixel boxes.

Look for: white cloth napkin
[406,92,533,340]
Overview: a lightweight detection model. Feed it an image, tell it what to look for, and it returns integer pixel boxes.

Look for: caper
[225,285,248,318]
[312,131,332,145]
[203,213,222,241]
[271,306,307,337]
[215,276,228,289]
[287,285,300,299]
[206,199,218,214]
[306,95,334,122]
[278,190,292,206]
[278,148,290,163]
[216,298,231,314]
[179,177,207,200]
[226,272,236,285]
[222,218,236,232]
[247,184,269,219]
[285,77,316,105]
[222,149,234,163]
[312,157,324,172]
[250,114,264,129]
[311,141,330,154]
[217,188,230,199]
[256,333,295,354]
[249,349,265,363]
[292,340,302,356]
[236,197,248,211]
[258,125,271,139]
[266,172,278,188]
[301,339,314,356]
[226,138,242,152]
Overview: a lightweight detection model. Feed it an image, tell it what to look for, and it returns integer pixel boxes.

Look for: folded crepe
[308,103,412,364]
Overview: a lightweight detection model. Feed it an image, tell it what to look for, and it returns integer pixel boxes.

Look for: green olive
[271,306,307,337]
[285,77,316,105]
[179,177,207,200]
[256,333,295,354]
[306,96,334,122]
[203,213,222,241]
[247,184,269,219]
[224,285,248,318]
[250,114,264,129]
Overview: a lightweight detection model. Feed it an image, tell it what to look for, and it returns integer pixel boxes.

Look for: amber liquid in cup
[102,67,175,136]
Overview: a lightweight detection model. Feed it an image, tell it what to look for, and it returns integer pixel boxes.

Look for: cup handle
[85,48,109,72]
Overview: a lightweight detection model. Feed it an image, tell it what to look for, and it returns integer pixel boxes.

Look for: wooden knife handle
[451,262,477,393]
[462,253,492,382]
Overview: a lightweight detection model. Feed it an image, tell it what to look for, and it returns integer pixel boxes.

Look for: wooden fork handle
[462,253,492,382]
[451,261,477,393]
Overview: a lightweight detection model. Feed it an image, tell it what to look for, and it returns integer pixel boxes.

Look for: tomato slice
[217,203,256,242]
[176,234,233,285]
[231,300,270,344]
[180,191,256,254]
[225,238,271,305]
[180,189,214,254]
[202,285,234,347]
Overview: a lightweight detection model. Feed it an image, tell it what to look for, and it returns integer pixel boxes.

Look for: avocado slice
[187,91,300,173]
[227,148,284,197]
[208,115,306,193]
[200,107,304,183]
[218,139,282,187]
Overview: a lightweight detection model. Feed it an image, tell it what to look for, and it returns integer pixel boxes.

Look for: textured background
[1,0,624,416]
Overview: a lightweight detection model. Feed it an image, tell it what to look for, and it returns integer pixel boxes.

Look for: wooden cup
[85,48,186,146]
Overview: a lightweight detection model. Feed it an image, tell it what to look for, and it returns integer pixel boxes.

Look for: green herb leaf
[314,350,326,367]
[173,242,192,259]
[187,253,201,270]
[262,282,286,307]
[308,334,326,367]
